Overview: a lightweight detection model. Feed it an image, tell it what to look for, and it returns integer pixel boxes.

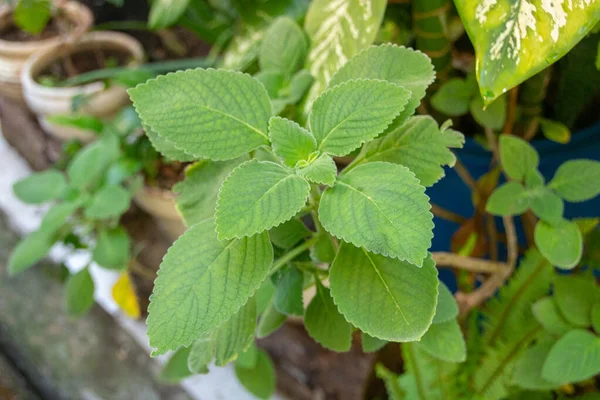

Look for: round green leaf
[65,267,95,317]
[234,350,276,399]
[539,118,571,144]
[532,297,572,336]
[431,78,474,116]
[512,337,560,390]
[13,170,67,204]
[499,134,539,181]
[433,282,458,324]
[85,185,131,220]
[93,227,130,270]
[486,182,531,216]
[415,319,466,363]
[542,329,600,384]
[535,219,582,269]
[469,95,506,130]
[554,275,600,327]
[549,159,600,202]
[330,243,438,342]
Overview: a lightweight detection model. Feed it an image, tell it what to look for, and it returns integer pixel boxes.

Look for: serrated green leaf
[431,78,475,116]
[260,17,307,76]
[67,138,119,189]
[273,266,304,316]
[532,297,572,336]
[455,0,600,104]
[416,319,466,363]
[359,116,465,187]
[296,153,337,186]
[539,118,571,144]
[13,170,66,204]
[549,159,600,202]
[499,134,539,181]
[530,188,564,224]
[330,244,438,342]
[236,342,258,369]
[329,44,435,123]
[512,337,560,390]
[84,185,131,220]
[160,346,193,382]
[535,219,582,269]
[593,302,600,334]
[257,300,286,339]
[268,116,316,167]
[470,95,506,130]
[235,349,276,400]
[8,230,54,276]
[14,0,51,35]
[554,275,600,327]
[269,218,310,249]
[146,219,273,355]
[65,267,95,317]
[148,0,190,29]
[486,182,531,216]
[305,279,353,352]
[433,281,458,324]
[320,162,432,265]
[129,69,272,161]
[214,297,256,366]
[309,79,410,157]
[542,329,600,384]
[144,125,196,162]
[303,0,387,107]
[93,227,130,271]
[362,332,387,353]
[187,336,213,374]
[216,160,310,239]
[174,158,247,227]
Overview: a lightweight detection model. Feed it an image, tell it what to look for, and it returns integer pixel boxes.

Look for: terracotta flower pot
[21,31,144,142]
[0,1,92,105]
[133,186,186,241]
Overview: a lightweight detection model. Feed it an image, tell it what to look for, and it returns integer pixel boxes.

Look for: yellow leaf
[112,273,141,319]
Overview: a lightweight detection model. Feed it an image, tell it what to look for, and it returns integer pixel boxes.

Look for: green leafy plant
[10,0,52,35]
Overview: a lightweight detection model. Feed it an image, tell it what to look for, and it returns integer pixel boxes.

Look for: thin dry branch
[454,157,478,193]
[431,204,467,225]
[432,252,503,274]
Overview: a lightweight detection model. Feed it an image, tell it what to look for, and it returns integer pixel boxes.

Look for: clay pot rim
[0,2,93,53]
[20,31,145,97]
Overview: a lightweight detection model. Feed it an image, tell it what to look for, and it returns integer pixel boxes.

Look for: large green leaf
[554,275,600,327]
[65,267,95,317]
[499,134,539,181]
[144,125,196,162]
[455,0,600,104]
[268,116,316,167]
[549,159,600,202]
[148,0,190,30]
[13,170,66,204]
[319,162,433,266]
[235,349,276,399]
[146,219,273,355]
[259,17,308,76]
[129,69,272,161]
[303,0,387,106]
[304,279,353,352]
[215,160,310,239]
[214,297,256,366]
[358,116,465,186]
[93,227,130,271]
[329,45,435,123]
[309,79,410,156]
[330,244,438,342]
[415,319,466,363]
[174,157,247,227]
[535,219,582,269]
[542,329,600,384]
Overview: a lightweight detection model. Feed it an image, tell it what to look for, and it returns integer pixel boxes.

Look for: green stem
[295,262,328,276]
[269,236,319,276]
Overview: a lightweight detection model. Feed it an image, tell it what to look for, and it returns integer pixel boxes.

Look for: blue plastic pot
[427,122,600,288]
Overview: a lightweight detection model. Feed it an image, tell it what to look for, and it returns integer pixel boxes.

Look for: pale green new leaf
[320,162,433,265]
[309,79,410,157]
[549,159,600,202]
[148,0,190,29]
[273,266,304,316]
[269,218,310,249]
[214,297,256,366]
[359,116,465,186]
[146,219,273,355]
[539,118,571,144]
[554,275,600,327]
[93,227,130,271]
[8,230,54,276]
[256,301,286,339]
[512,337,560,390]
[486,182,531,216]
[187,336,213,374]
[433,281,458,324]
[305,279,353,352]
[362,332,387,353]
[268,117,316,167]
[215,160,310,239]
[330,244,438,342]
[532,297,572,336]
[542,329,600,384]
[235,349,276,400]
[259,17,308,76]
[329,45,435,123]
[84,185,131,220]
[455,0,600,104]
[174,157,247,227]
[65,267,95,317]
[535,219,582,269]
[129,69,272,161]
[416,319,466,363]
[431,78,475,116]
[499,134,539,181]
[296,152,337,186]
[13,170,66,204]
[303,0,386,107]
